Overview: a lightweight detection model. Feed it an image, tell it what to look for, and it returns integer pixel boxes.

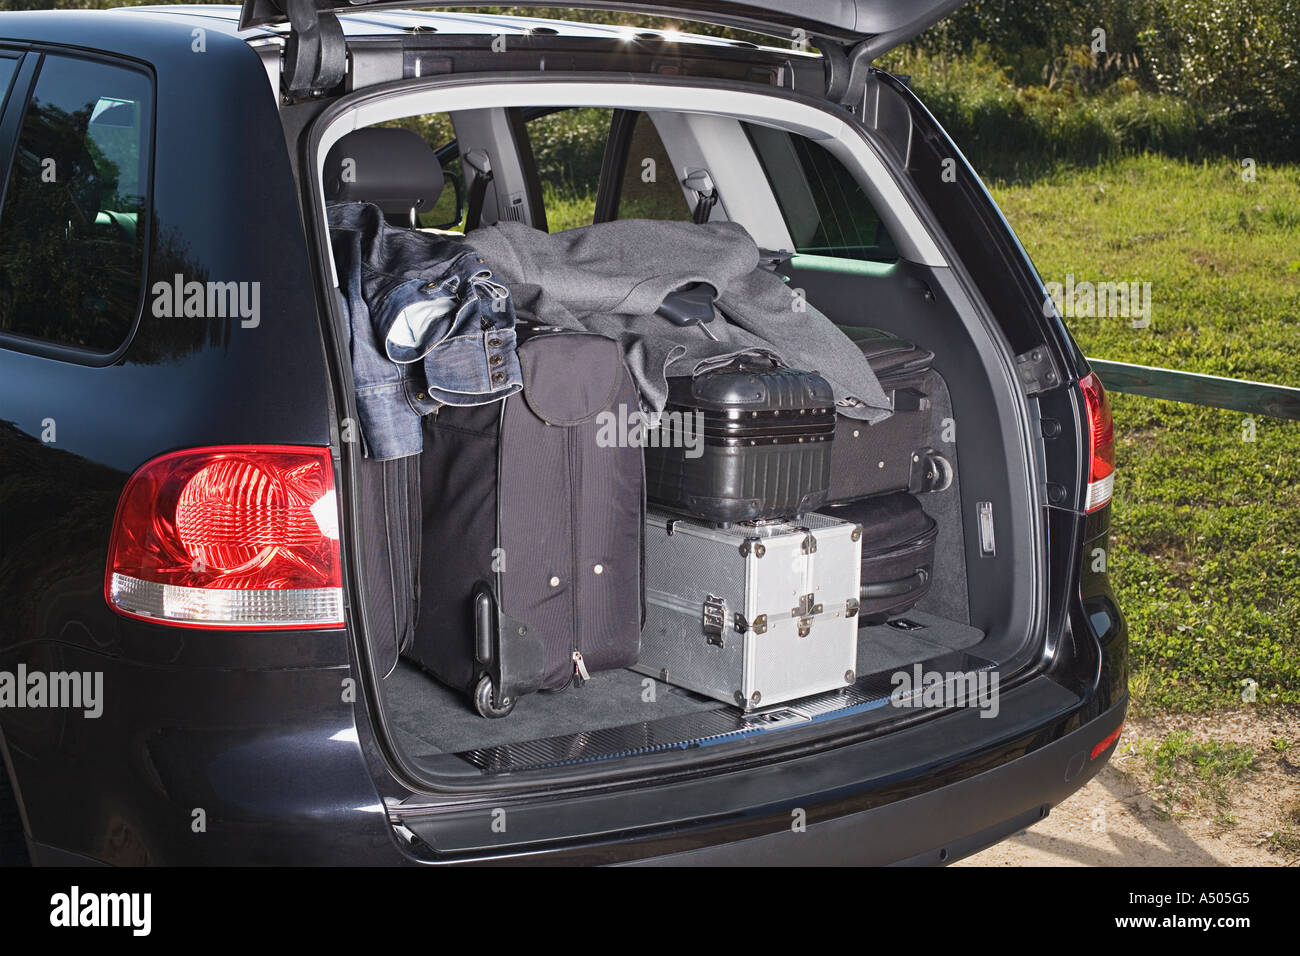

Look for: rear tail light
[105,446,344,629]
[1079,372,1115,512]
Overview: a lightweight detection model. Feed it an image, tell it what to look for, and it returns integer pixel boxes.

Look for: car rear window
[0,53,152,354]
[744,122,898,263]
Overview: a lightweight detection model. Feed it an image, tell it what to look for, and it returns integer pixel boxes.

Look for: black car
[0,1,1125,866]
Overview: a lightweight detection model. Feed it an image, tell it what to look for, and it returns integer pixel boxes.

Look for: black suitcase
[407,329,644,717]
[820,492,938,624]
[827,327,953,503]
[643,355,836,524]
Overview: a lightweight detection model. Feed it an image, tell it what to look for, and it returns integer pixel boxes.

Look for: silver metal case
[637,510,862,709]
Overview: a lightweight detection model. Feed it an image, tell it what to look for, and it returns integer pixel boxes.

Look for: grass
[990,154,1300,710]
[1134,730,1257,819]
[1270,800,1300,855]
[540,184,598,233]
[540,182,691,233]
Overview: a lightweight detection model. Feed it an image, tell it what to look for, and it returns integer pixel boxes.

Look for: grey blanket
[466,219,891,422]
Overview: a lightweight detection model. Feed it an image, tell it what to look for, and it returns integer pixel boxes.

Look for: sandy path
[958,711,1299,867]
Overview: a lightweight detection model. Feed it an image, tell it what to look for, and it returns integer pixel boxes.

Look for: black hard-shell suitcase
[407,328,644,717]
[644,355,836,524]
[827,327,953,503]
[820,492,938,624]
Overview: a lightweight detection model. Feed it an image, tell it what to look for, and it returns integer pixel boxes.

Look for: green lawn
[990,155,1300,711]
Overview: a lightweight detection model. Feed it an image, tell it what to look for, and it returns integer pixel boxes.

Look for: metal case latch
[792,593,823,617]
[702,594,727,647]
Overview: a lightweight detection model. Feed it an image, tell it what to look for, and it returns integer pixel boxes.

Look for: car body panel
[0,12,359,864]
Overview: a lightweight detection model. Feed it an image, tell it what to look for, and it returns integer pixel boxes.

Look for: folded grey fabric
[466,219,891,421]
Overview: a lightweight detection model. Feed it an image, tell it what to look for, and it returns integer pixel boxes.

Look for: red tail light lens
[105,446,343,629]
[1079,373,1115,512]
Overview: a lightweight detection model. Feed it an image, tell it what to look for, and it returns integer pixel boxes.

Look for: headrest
[324,128,445,221]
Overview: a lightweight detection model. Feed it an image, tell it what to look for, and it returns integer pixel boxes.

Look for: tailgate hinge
[818,40,872,111]
[280,0,348,100]
[1014,347,1063,396]
[818,0,969,110]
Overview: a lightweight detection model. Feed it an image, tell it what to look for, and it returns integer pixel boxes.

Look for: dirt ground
[958,710,1300,867]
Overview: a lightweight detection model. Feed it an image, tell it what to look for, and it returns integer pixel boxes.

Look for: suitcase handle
[860,567,929,600]
[696,352,783,375]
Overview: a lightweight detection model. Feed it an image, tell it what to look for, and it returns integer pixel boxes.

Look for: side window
[745,122,898,263]
[523,107,612,232]
[615,112,692,222]
[0,54,152,353]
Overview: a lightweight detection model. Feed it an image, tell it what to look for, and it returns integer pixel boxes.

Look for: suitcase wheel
[473,674,516,719]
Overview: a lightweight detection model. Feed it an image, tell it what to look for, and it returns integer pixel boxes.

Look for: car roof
[121,4,805,55]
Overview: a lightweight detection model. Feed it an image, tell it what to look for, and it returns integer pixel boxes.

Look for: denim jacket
[327,201,523,460]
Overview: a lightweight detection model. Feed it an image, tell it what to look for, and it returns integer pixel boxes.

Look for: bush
[910,0,1300,161]
[1138,0,1300,156]
[881,45,1208,179]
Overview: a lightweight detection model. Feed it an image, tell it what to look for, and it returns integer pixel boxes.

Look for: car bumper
[629,693,1127,866]
[12,614,1123,866]
[390,676,1127,865]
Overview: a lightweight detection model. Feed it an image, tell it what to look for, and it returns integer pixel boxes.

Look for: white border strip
[110,573,344,628]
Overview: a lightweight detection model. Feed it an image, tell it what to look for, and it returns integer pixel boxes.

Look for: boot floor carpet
[386,609,984,772]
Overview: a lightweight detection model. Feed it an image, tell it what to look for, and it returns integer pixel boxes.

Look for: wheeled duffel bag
[406,328,644,717]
